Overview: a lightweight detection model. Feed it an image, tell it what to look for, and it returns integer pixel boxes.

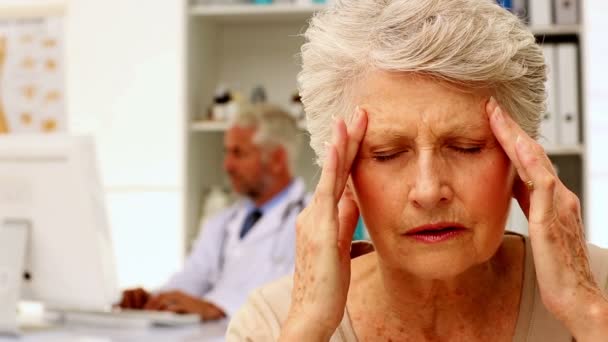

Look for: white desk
[0,320,229,342]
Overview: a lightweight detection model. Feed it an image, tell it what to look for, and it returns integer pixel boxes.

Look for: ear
[268,147,287,173]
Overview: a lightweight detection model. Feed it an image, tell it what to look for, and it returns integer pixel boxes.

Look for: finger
[340,108,368,190]
[487,97,556,180]
[514,135,557,225]
[512,175,532,217]
[486,97,531,184]
[143,295,163,310]
[132,289,147,309]
[315,145,338,204]
[171,305,188,315]
[118,292,131,308]
[337,193,360,253]
[486,97,559,221]
[333,119,348,199]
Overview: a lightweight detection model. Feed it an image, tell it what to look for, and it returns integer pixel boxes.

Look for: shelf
[190,121,230,132]
[545,145,584,156]
[190,5,580,33]
[530,25,580,36]
[0,1,65,18]
[189,4,325,23]
[190,120,307,132]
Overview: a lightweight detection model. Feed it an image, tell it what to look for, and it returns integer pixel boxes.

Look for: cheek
[351,160,404,220]
[457,151,513,225]
[245,155,262,173]
[463,152,512,199]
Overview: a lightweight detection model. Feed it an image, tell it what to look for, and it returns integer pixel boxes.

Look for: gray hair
[299,0,546,164]
[230,103,301,173]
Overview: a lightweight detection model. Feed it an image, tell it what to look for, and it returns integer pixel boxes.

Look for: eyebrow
[364,121,489,144]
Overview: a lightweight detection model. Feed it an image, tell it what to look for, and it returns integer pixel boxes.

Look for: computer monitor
[0,135,119,312]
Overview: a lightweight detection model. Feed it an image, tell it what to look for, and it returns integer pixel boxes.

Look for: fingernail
[355,106,362,121]
[489,97,503,123]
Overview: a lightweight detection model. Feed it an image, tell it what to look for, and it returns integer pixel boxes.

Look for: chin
[381,243,487,280]
[403,254,476,280]
[406,259,474,280]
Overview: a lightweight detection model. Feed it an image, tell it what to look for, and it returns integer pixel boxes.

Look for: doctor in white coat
[119,103,309,320]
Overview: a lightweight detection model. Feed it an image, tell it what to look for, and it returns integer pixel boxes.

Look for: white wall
[26,0,608,290]
[65,0,185,288]
[583,0,608,247]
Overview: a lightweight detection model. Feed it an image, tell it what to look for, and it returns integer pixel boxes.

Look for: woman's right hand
[280,109,368,341]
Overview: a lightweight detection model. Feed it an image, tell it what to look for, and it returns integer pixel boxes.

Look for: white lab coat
[164,178,309,316]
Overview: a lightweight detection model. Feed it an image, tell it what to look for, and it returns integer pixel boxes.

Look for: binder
[554,0,579,25]
[496,0,527,20]
[495,0,512,10]
[556,43,580,147]
[512,0,528,21]
[540,44,559,148]
[530,0,552,26]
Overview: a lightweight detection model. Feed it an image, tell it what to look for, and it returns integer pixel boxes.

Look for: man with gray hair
[119,103,309,321]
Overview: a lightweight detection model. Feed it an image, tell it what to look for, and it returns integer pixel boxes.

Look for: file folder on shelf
[530,0,552,26]
[540,44,559,148]
[496,0,527,19]
[512,0,528,21]
[554,0,579,25]
[556,43,580,147]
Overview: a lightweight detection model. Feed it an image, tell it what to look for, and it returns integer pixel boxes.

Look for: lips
[404,223,467,243]
[404,223,467,237]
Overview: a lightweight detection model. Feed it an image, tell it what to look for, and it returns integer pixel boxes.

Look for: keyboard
[57,309,201,329]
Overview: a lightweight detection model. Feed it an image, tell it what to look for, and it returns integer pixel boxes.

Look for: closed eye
[450,146,482,154]
[372,152,404,162]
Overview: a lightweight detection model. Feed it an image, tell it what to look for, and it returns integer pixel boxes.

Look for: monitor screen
[0,135,118,311]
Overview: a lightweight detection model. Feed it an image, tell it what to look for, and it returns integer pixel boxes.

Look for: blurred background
[0,0,606,292]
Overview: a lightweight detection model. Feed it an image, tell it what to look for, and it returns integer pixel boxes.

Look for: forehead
[224,125,257,147]
[355,71,490,138]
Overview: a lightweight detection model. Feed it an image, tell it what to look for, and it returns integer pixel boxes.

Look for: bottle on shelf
[288,91,305,125]
[250,85,268,104]
[209,85,241,122]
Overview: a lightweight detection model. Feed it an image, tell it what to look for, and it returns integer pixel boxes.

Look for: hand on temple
[280,108,368,341]
[487,97,608,340]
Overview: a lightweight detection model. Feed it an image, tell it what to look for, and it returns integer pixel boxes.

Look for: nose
[407,151,453,210]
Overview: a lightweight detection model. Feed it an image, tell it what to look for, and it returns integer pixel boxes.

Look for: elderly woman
[227,0,608,340]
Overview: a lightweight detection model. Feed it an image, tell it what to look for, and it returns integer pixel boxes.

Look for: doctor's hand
[280,109,368,341]
[144,290,226,321]
[487,97,608,340]
[118,287,151,309]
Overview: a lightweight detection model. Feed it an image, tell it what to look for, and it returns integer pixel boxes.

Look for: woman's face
[351,71,515,279]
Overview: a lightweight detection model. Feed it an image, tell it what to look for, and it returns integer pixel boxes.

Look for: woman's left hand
[487,97,608,340]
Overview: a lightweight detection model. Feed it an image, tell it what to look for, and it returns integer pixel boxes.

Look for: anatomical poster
[0,15,64,134]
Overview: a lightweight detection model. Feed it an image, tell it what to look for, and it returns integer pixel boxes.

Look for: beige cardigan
[226,235,608,341]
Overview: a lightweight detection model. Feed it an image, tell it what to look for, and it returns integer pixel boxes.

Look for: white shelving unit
[190,3,323,23]
[190,120,307,132]
[184,2,587,247]
[530,24,580,36]
[184,3,323,248]
[508,11,587,234]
